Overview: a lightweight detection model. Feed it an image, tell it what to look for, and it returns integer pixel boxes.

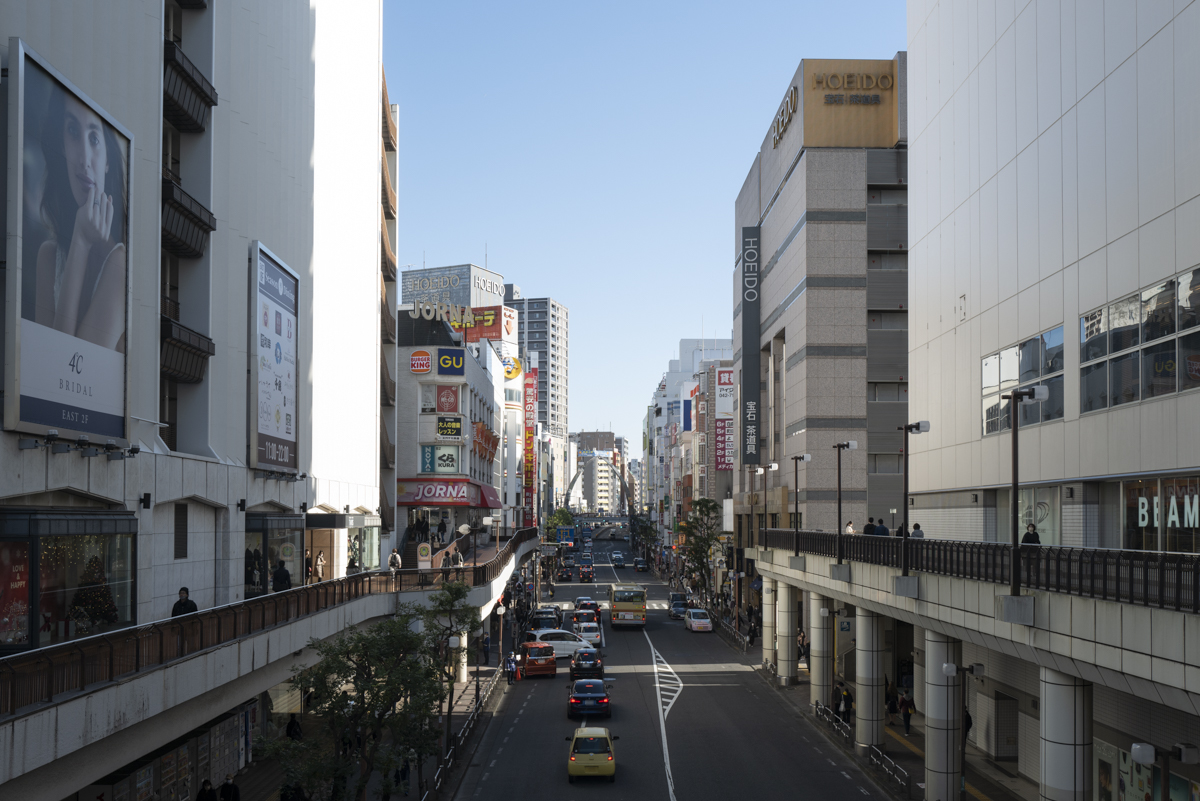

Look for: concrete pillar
[855,608,885,756]
[808,592,832,708]
[924,630,962,801]
[455,631,469,683]
[761,576,777,670]
[775,582,798,685]
[1040,667,1092,801]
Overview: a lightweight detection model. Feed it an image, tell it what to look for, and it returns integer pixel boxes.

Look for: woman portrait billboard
[5,41,130,439]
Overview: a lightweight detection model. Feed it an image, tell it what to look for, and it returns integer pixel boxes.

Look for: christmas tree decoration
[68,555,119,634]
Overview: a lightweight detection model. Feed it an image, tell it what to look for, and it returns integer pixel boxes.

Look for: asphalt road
[455,528,884,801]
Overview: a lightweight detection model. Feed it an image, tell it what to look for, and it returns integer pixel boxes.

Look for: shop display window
[38,533,133,645]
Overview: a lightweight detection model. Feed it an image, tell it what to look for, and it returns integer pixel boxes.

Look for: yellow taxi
[565,726,619,783]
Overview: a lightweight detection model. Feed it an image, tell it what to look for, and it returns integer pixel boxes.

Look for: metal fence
[0,528,538,719]
[419,666,503,801]
[761,528,1200,613]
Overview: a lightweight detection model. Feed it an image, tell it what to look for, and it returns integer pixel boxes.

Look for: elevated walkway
[0,529,539,799]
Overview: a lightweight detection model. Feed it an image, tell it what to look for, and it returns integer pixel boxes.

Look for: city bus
[608,583,647,628]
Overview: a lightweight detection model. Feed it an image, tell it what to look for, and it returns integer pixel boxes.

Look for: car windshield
[573,681,605,693]
[613,591,645,603]
[671,602,686,609]
[575,651,598,661]
[689,610,710,620]
[580,624,599,633]
[573,736,610,754]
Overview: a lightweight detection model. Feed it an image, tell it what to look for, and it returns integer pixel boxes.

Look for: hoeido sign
[741,227,761,464]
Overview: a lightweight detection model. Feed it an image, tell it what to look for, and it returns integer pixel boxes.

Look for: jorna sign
[396,478,481,507]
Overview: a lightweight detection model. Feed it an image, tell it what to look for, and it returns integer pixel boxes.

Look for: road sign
[556,526,575,547]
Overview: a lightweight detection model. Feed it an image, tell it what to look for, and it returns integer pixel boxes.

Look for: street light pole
[943,661,985,801]
[898,421,930,576]
[1001,386,1048,596]
[791,454,811,556]
[833,441,857,564]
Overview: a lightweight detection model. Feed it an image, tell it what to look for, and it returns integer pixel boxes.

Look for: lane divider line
[644,630,678,801]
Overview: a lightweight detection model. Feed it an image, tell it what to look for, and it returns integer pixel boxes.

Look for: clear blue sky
[384,1,906,449]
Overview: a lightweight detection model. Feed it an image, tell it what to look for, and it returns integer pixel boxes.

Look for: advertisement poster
[7,44,131,439]
[435,416,462,441]
[410,350,431,373]
[0,543,30,645]
[523,368,539,523]
[251,243,299,470]
[420,444,460,474]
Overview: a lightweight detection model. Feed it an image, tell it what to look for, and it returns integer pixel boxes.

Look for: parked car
[669,601,687,620]
[575,621,602,646]
[570,648,605,680]
[684,608,713,632]
[526,629,591,658]
[566,727,619,783]
[518,641,557,678]
[567,680,613,719]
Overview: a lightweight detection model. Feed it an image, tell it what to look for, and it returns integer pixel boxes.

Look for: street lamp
[1131,742,1199,801]
[833,441,857,564]
[942,661,985,801]
[898,421,930,576]
[791,454,812,556]
[1001,385,1048,596]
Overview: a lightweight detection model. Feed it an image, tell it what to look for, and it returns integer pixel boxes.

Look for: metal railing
[812,700,853,742]
[420,663,503,801]
[761,528,1200,613]
[869,744,912,796]
[0,528,538,719]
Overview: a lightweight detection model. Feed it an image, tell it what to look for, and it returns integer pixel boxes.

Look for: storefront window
[348,526,381,573]
[0,542,32,645]
[1124,479,1159,551]
[39,534,133,645]
[1017,488,1060,546]
[246,520,303,597]
[1164,477,1200,554]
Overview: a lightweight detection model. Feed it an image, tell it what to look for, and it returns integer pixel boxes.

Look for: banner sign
[715,419,735,471]
[420,444,460,474]
[437,348,465,375]
[251,242,300,471]
[523,368,539,522]
[435,416,462,441]
[716,368,735,417]
[4,42,133,440]
[397,477,480,506]
[740,227,761,464]
[436,385,458,413]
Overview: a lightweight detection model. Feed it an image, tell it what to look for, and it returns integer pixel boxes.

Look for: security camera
[104,440,120,452]
[127,446,140,457]
[75,435,89,447]
[44,430,60,443]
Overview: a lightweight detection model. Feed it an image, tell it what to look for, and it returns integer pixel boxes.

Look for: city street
[456,529,882,800]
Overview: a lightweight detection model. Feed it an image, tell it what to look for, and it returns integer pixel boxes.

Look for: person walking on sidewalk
[898,691,915,735]
[797,630,808,662]
[836,682,855,725]
[505,652,517,685]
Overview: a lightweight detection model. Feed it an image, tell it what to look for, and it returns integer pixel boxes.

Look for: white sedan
[525,629,591,658]
[575,622,602,646]
[684,609,713,632]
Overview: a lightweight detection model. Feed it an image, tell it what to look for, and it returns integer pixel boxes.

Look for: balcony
[161,294,180,322]
[160,317,215,384]
[382,69,397,152]
[161,178,216,258]
[381,285,396,344]
[381,358,396,407]
[381,154,397,219]
[381,425,395,469]
[163,41,218,133]
[380,212,397,282]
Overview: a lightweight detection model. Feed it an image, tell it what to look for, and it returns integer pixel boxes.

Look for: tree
[548,508,575,528]
[259,607,443,801]
[680,498,727,605]
[420,581,483,759]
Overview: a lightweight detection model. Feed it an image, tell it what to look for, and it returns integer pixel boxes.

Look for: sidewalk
[754,655,1038,801]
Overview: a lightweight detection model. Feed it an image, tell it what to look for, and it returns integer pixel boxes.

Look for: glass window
[1181,331,1200,392]
[1109,351,1140,406]
[1018,487,1061,546]
[1081,308,1108,362]
[983,396,1000,435]
[39,534,134,645]
[1142,280,1177,342]
[1164,477,1200,553]
[1042,374,1065,421]
[1180,268,1200,332]
[998,394,1012,431]
[999,346,1019,391]
[1018,386,1041,427]
[1142,340,1177,399]
[1042,326,1064,374]
[1109,296,1140,352]
[0,542,31,645]
[1080,362,1108,413]
[1018,338,1041,383]
[1124,479,1159,550]
[982,355,1000,394]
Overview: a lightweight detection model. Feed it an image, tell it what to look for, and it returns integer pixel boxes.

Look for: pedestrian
[304,549,313,584]
[285,712,303,741]
[505,652,517,685]
[863,518,877,536]
[898,691,915,735]
[272,560,292,592]
[482,633,490,665]
[875,517,890,537]
[895,524,907,538]
[1021,523,1041,544]
[171,587,198,617]
[315,550,326,581]
[347,557,359,575]
[797,630,808,662]
[219,774,241,801]
[196,779,218,801]
[388,547,401,577]
[910,524,924,539]
[845,521,856,535]
[886,687,898,725]
[964,708,973,743]
[437,518,447,544]
[747,618,757,647]
[836,682,855,724]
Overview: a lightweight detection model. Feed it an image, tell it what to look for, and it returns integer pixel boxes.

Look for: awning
[479,484,502,509]
[304,513,382,530]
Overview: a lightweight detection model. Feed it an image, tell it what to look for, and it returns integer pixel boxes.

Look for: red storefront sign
[437,385,459,413]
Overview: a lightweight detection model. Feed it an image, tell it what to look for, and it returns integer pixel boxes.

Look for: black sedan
[669,601,687,620]
[634,559,648,572]
[567,679,613,718]
[557,567,573,582]
[612,554,625,568]
[570,648,605,680]
[579,565,595,583]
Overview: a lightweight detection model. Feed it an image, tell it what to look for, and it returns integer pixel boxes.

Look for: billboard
[248,242,299,470]
[450,304,519,351]
[740,227,761,463]
[523,368,539,522]
[435,416,462,441]
[437,348,465,375]
[397,477,480,506]
[420,444,460,474]
[715,368,735,471]
[4,40,132,440]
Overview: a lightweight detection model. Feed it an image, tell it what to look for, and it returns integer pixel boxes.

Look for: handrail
[0,528,539,719]
[812,700,853,742]
[420,661,503,801]
[760,528,1200,614]
[869,744,911,794]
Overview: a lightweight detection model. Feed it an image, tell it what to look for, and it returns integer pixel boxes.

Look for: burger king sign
[410,350,432,373]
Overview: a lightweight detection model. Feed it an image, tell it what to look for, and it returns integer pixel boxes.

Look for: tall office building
[571,431,618,514]
[505,285,570,508]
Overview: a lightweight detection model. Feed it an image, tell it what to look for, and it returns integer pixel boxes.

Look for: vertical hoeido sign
[249,242,299,471]
[741,227,761,464]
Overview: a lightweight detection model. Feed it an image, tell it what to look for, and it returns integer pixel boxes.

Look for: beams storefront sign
[397,478,481,507]
[410,350,432,373]
[740,227,761,464]
[420,445,460,474]
[437,348,465,376]
[436,416,463,441]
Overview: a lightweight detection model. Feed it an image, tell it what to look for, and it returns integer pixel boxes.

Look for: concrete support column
[855,608,885,756]
[775,582,798,685]
[761,576,777,670]
[808,592,832,708]
[924,630,962,801]
[1040,667,1092,801]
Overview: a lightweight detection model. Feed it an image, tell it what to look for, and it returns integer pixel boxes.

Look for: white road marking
[644,630,679,801]
[841,771,852,780]
[488,760,495,767]
[482,773,489,781]
[858,787,870,795]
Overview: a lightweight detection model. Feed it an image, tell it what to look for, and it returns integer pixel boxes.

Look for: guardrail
[419,664,503,801]
[869,744,912,797]
[812,700,853,743]
[709,607,749,652]
[761,528,1200,613]
[0,528,538,719]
